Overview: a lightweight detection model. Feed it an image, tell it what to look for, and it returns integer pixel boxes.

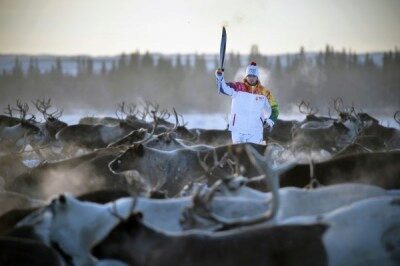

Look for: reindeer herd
[0,98,399,266]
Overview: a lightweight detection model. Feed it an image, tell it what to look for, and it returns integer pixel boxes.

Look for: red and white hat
[245,61,259,77]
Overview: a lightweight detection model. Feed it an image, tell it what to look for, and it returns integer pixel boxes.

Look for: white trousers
[231,131,264,144]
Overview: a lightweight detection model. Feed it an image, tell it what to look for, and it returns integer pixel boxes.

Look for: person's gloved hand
[215,69,224,82]
[263,118,274,132]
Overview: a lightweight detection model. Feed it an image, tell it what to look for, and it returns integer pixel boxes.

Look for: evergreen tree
[249,44,263,64]
[273,56,282,78]
[194,53,206,73]
[12,56,24,78]
[128,50,140,70]
[141,51,153,68]
[118,53,128,72]
[28,57,37,78]
[85,57,93,76]
[100,60,107,76]
[51,57,63,79]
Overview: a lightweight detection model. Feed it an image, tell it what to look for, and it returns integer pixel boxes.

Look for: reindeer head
[356,112,379,130]
[107,128,148,148]
[297,100,319,116]
[33,98,63,122]
[108,144,146,173]
[12,99,39,134]
[145,132,174,149]
[116,101,140,122]
[33,98,67,135]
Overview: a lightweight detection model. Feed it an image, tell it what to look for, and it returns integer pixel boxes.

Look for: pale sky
[0,0,399,55]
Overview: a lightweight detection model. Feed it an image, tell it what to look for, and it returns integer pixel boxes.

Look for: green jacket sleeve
[268,92,279,123]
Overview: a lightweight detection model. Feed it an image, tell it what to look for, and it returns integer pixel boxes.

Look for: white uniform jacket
[217,78,272,134]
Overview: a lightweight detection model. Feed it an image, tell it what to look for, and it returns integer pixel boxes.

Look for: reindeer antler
[333,97,344,115]
[140,100,153,120]
[200,151,230,175]
[116,102,140,121]
[115,101,126,120]
[127,103,139,118]
[332,97,358,118]
[169,108,179,132]
[158,108,170,120]
[33,98,63,120]
[13,99,30,121]
[131,107,160,145]
[4,104,13,117]
[297,100,319,115]
[394,111,400,126]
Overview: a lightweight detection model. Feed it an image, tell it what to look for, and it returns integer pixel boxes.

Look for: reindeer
[0,236,64,266]
[6,116,160,199]
[290,120,351,153]
[92,149,400,266]
[190,128,231,146]
[32,98,67,139]
[332,98,365,138]
[179,146,391,231]
[92,212,327,266]
[15,193,273,265]
[15,146,399,265]
[279,150,400,189]
[298,100,320,118]
[141,101,173,127]
[56,107,159,156]
[333,134,387,157]
[354,111,400,150]
[395,111,400,127]
[93,198,400,266]
[107,108,198,149]
[0,153,30,185]
[27,98,68,160]
[4,146,145,200]
[144,132,212,152]
[108,142,269,197]
[268,118,300,145]
[287,99,364,153]
[295,100,334,127]
[0,191,45,216]
[0,100,39,153]
[113,101,172,135]
[0,104,22,128]
[78,101,141,127]
[282,196,400,266]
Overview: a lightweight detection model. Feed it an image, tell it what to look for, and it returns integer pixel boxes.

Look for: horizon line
[0,48,398,58]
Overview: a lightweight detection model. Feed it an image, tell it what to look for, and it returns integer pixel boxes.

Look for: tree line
[0,45,399,114]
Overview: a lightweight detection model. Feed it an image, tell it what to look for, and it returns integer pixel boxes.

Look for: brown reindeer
[32,98,67,139]
[0,100,39,153]
[279,150,400,189]
[55,105,160,156]
[108,142,268,197]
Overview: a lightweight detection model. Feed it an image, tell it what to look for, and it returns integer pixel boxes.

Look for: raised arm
[215,70,235,96]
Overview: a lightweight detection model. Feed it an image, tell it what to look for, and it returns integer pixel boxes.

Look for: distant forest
[0,45,399,114]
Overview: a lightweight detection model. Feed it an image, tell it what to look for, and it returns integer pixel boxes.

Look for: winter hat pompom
[246,61,259,77]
